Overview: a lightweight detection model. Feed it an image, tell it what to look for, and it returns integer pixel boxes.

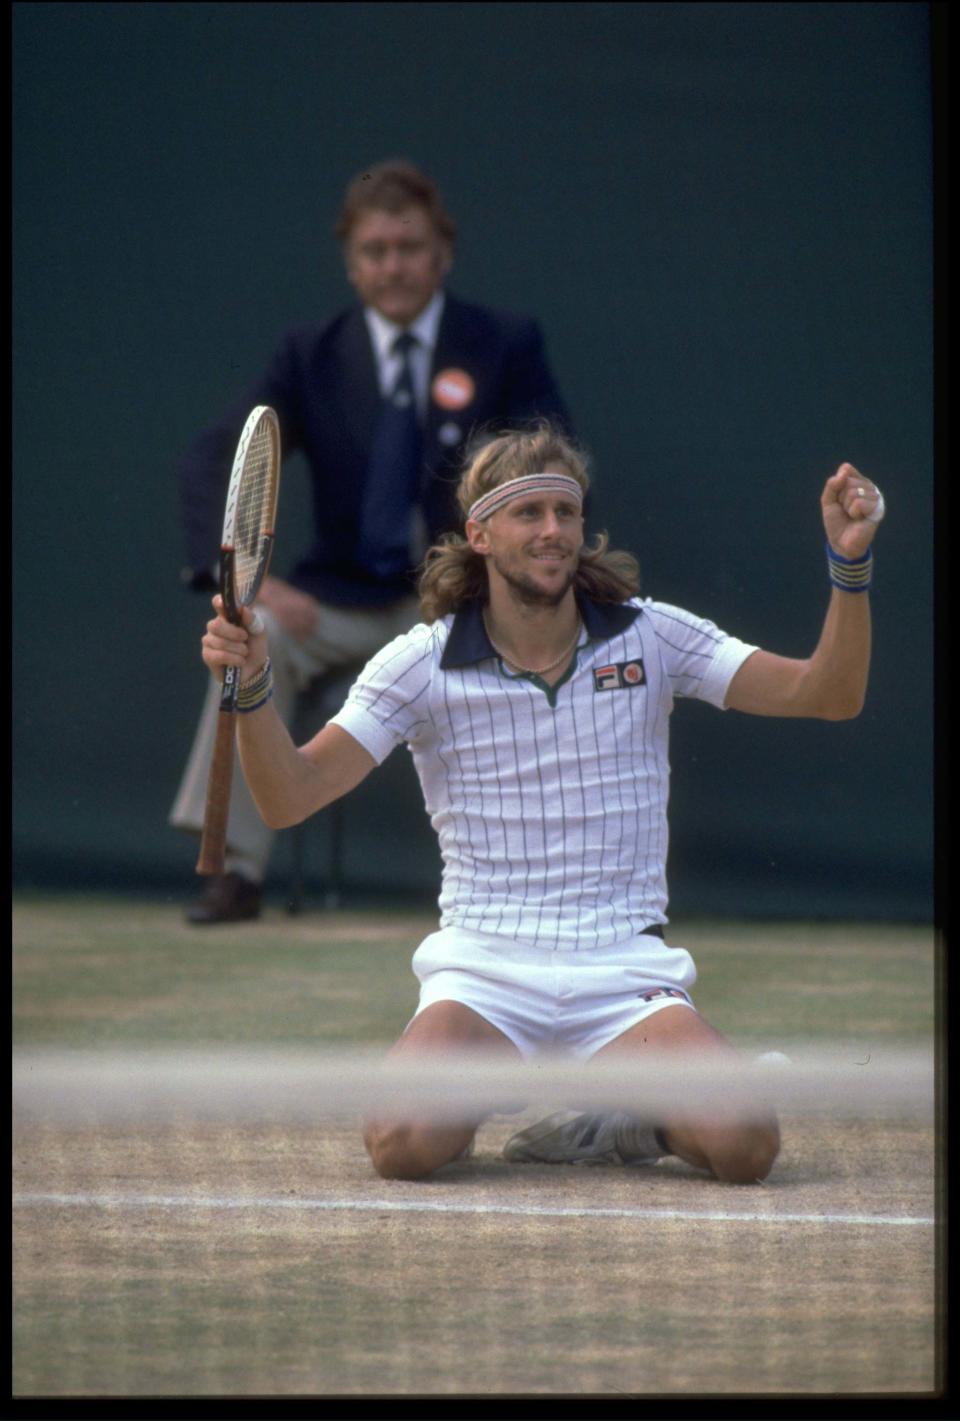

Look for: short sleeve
[642,600,758,710]
[329,623,440,763]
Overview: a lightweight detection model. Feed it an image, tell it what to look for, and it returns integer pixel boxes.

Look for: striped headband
[467,472,584,523]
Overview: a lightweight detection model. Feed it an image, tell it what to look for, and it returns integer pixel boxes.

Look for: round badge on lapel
[431,368,475,410]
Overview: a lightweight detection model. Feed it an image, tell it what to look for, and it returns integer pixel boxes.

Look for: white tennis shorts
[411,925,697,1058]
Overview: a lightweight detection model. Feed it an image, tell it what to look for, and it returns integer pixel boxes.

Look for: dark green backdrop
[13,2,934,920]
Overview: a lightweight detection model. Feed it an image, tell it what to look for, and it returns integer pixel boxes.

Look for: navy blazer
[179,292,571,607]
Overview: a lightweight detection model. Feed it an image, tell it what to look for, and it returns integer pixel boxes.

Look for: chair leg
[288,803,344,912]
[324,800,345,909]
[287,823,305,914]
[286,665,364,913]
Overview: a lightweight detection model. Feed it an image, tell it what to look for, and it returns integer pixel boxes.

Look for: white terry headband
[467,472,584,523]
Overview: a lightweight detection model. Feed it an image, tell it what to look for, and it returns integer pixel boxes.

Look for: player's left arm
[724,463,883,720]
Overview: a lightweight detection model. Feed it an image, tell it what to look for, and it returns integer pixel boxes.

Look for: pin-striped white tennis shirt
[331,596,757,949]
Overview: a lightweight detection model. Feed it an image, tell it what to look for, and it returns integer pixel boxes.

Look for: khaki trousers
[169,596,420,882]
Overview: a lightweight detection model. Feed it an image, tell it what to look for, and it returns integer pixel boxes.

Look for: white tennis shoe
[502,1110,662,1166]
[505,1054,790,1165]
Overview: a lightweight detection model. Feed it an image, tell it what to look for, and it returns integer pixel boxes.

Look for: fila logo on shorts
[594,659,646,691]
[638,987,690,1003]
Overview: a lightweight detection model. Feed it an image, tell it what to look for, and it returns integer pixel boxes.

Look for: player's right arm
[201,600,376,828]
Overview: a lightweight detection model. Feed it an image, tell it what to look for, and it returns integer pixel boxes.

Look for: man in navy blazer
[172,159,572,922]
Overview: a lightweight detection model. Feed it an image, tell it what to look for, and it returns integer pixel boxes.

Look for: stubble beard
[491,554,578,609]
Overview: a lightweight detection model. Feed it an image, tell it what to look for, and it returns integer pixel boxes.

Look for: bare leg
[363,1000,522,1180]
[597,1005,780,1184]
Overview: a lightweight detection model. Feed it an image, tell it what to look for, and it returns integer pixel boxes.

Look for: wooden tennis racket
[196,405,281,876]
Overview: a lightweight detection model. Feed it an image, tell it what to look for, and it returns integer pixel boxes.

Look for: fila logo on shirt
[593,659,646,692]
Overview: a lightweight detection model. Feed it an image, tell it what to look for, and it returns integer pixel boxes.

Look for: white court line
[12,1192,934,1227]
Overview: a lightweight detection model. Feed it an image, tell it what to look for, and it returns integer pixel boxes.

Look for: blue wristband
[826,542,873,593]
[237,658,274,713]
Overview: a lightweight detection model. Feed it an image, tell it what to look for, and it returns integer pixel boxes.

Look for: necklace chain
[483,615,582,677]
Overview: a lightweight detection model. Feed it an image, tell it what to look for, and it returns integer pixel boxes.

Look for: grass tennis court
[12,895,941,1397]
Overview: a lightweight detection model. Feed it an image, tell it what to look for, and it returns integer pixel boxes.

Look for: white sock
[223,854,263,885]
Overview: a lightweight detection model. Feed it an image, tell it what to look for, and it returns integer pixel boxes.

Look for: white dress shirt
[363,291,446,421]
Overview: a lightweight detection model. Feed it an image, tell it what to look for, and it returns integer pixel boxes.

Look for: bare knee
[665,1112,780,1184]
[364,1121,430,1179]
[708,1118,781,1184]
[363,1119,472,1181]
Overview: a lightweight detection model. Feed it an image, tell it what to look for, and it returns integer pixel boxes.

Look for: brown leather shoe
[187,872,262,924]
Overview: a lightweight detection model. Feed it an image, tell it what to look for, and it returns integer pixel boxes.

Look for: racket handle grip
[196,708,237,876]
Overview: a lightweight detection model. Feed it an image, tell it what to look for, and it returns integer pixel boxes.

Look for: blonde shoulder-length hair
[418,423,640,623]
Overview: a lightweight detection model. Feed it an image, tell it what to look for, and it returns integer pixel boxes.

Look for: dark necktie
[358,330,423,579]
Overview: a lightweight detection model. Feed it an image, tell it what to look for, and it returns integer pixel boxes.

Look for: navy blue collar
[440,595,641,670]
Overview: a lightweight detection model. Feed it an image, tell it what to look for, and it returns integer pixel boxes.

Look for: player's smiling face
[345,204,451,326]
[468,472,584,607]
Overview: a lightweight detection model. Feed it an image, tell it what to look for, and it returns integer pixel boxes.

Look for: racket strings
[233,422,277,602]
